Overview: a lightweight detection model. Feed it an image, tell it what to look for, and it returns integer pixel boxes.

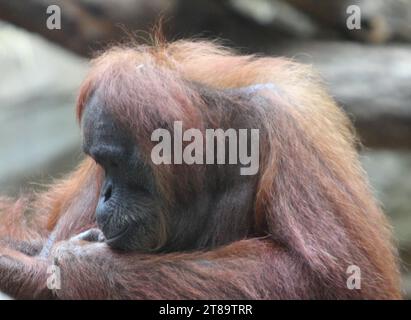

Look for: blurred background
[0,0,410,298]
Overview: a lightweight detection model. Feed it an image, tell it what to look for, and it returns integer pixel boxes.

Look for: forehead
[82,93,113,135]
[81,93,130,150]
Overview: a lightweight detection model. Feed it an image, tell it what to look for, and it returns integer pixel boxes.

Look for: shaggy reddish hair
[0,40,401,299]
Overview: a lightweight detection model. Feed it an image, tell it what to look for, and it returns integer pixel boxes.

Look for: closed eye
[88,146,124,168]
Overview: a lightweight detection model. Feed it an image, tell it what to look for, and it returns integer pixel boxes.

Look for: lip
[104,225,130,244]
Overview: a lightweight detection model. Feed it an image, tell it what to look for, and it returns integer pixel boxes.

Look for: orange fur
[0,40,401,299]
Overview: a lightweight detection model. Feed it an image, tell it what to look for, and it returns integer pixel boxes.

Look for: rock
[0,23,87,196]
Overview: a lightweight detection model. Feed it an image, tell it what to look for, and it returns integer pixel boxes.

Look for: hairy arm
[0,247,51,299]
[0,238,316,300]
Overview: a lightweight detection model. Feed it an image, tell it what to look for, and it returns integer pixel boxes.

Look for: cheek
[125,197,163,240]
[127,196,158,220]
[121,209,165,252]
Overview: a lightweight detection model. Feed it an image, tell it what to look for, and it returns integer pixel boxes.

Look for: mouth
[104,225,130,245]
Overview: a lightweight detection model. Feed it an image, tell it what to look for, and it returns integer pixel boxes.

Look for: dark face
[81,88,259,253]
[82,94,162,251]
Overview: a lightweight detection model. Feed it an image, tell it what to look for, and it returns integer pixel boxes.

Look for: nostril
[103,184,112,203]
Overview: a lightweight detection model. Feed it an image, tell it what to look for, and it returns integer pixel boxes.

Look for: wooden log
[285,0,411,43]
[0,0,297,57]
[272,41,411,148]
[228,0,319,38]
[0,0,177,56]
